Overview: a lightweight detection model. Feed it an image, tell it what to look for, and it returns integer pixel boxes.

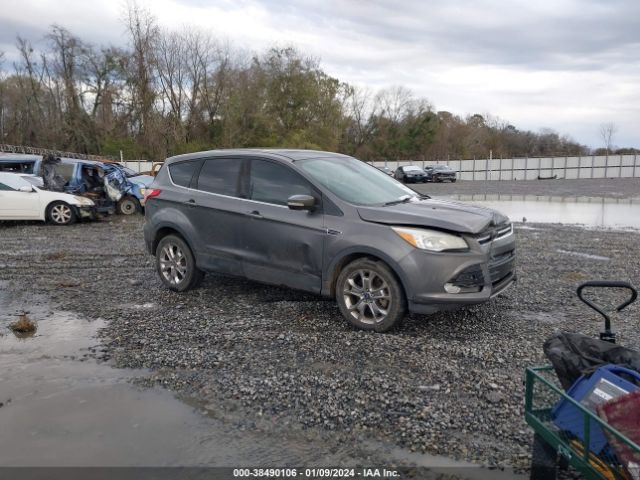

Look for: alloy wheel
[51,204,72,224]
[159,243,188,285]
[342,269,391,325]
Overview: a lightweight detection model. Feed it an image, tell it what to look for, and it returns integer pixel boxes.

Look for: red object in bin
[598,390,640,480]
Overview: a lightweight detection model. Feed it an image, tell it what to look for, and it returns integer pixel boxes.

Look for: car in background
[144,149,515,333]
[394,165,427,183]
[425,164,457,183]
[0,155,153,215]
[0,172,95,225]
[376,165,394,176]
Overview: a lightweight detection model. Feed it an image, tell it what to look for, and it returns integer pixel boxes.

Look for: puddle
[448,194,640,229]
[0,281,512,476]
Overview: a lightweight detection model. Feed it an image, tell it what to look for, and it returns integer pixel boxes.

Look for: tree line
[0,4,620,161]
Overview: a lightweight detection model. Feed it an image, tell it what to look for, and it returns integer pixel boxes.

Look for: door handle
[245,210,263,218]
[184,199,196,207]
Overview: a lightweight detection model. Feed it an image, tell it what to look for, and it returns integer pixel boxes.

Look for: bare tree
[599,122,618,153]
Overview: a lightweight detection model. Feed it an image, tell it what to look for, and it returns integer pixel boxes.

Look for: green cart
[524,281,640,480]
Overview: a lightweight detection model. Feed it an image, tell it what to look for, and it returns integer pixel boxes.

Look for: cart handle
[577,281,637,341]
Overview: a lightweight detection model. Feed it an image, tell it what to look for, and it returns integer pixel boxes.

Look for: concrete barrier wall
[120,161,154,173]
[372,155,640,181]
[120,155,640,180]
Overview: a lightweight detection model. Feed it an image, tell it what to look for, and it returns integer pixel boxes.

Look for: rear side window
[196,158,243,197]
[249,159,314,206]
[169,161,198,187]
[0,182,14,191]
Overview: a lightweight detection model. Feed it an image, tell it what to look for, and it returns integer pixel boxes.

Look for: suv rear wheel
[156,235,204,291]
[336,258,406,332]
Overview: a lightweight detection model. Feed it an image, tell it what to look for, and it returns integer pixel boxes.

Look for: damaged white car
[0,172,96,225]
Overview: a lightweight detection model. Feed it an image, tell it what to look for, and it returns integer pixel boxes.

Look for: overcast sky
[1,0,638,148]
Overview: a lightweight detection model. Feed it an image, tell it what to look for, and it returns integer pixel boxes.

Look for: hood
[357,198,509,234]
[129,174,154,187]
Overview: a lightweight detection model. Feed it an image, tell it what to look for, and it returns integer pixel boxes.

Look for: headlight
[73,196,94,206]
[392,226,468,252]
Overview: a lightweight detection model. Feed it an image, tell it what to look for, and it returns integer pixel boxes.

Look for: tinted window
[196,158,242,197]
[169,161,198,187]
[0,182,13,191]
[249,160,314,206]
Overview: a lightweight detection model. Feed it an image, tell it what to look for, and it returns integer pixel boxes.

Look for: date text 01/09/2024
[232,468,400,478]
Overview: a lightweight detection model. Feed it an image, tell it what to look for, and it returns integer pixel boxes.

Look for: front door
[0,176,41,219]
[241,158,325,294]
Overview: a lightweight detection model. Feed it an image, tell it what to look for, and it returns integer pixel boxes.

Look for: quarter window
[196,158,243,197]
[249,160,314,206]
[169,160,199,188]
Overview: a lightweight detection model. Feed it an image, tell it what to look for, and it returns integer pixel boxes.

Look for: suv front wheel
[336,258,406,332]
[156,234,204,291]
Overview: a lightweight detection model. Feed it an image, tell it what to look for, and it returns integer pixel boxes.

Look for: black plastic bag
[543,332,640,390]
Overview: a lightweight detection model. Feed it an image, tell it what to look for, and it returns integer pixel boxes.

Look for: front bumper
[400,227,516,314]
[74,205,98,219]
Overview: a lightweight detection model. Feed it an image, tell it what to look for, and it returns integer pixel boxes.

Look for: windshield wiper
[384,195,414,206]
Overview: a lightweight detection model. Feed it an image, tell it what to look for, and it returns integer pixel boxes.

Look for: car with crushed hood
[143,149,516,332]
[0,154,153,215]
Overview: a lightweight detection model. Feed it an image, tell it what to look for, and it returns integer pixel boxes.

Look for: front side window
[249,159,314,206]
[169,160,199,188]
[299,156,417,206]
[196,158,243,197]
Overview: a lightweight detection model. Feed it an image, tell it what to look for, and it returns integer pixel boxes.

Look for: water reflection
[450,194,640,229]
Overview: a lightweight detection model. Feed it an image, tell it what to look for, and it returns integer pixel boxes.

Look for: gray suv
[143,149,516,332]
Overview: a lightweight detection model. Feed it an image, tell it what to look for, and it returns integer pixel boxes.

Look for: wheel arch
[151,225,192,256]
[323,248,411,299]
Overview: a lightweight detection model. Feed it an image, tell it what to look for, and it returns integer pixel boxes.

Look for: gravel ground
[412,178,640,199]
[1,191,639,472]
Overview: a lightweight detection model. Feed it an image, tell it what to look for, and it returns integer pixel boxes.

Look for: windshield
[434,165,452,171]
[403,166,422,172]
[298,156,418,206]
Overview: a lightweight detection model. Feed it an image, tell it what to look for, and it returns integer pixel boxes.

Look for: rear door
[187,157,250,275]
[241,158,325,293]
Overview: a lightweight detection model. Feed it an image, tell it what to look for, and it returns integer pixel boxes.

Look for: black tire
[335,258,406,332]
[46,201,76,226]
[530,433,557,480]
[117,196,141,215]
[451,178,457,183]
[155,234,204,292]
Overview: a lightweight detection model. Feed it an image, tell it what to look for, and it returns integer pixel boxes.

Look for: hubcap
[343,269,391,324]
[121,200,135,214]
[159,243,188,285]
[51,204,72,224]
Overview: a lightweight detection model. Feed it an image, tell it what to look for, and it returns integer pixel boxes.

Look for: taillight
[144,188,162,203]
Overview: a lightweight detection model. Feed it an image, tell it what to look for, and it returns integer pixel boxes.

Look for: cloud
[0,0,638,147]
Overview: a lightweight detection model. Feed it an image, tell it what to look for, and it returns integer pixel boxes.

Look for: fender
[148,207,203,258]
[322,245,413,299]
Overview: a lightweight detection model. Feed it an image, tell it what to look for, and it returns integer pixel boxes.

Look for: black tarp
[544,332,640,390]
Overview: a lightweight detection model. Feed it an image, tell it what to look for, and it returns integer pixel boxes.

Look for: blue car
[0,154,154,215]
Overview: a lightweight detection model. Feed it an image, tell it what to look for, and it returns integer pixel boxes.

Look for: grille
[477,223,513,245]
[489,250,515,285]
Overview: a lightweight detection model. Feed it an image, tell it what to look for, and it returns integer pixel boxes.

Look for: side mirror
[18,186,33,192]
[287,194,315,211]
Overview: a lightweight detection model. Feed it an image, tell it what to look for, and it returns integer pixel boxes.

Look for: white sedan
[0,172,96,225]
